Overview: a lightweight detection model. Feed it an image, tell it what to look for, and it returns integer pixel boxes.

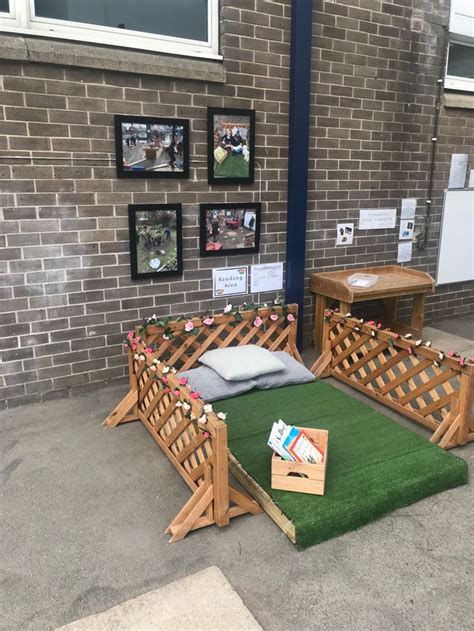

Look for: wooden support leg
[313,293,327,353]
[229,485,263,517]
[310,351,332,378]
[166,481,214,543]
[384,296,399,330]
[339,301,351,316]
[410,294,425,337]
[102,389,138,428]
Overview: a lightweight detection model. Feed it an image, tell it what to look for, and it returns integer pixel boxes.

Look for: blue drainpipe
[285,0,313,350]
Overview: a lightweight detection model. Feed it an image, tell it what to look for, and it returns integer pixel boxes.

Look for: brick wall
[1,0,473,408]
[0,0,292,408]
[304,0,474,344]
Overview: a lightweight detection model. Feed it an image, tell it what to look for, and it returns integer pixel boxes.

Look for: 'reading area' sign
[212,266,248,297]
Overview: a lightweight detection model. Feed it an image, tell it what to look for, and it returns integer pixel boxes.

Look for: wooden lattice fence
[312,311,474,449]
[103,304,299,541]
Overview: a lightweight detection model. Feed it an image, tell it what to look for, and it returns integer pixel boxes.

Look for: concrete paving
[1,323,473,631]
[58,567,261,631]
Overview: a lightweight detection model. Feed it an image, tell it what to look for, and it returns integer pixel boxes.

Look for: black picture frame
[200,202,261,257]
[128,204,183,280]
[115,115,190,179]
[207,108,256,184]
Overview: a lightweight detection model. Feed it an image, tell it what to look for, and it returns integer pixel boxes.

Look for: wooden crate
[271,428,328,496]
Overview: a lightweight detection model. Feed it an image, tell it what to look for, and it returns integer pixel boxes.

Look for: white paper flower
[153,358,160,365]
[163,366,170,374]
[404,333,413,339]
[203,403,213,414]
[133,353,139,360]
[425,341,432,347]
[175,401,183,407]
[171,367,177,373]
[183,402,191,412]
[345,312,352,317]
[198,414,208,424]
[223,304,232,314]
[150,365,157,371]
[415,340,422,347]
[217,412,227,420]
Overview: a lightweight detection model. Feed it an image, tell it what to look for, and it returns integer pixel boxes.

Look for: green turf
[214,381,468,549]
[214,153,249,179]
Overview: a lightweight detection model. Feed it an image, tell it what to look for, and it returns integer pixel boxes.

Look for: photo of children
[207,108,255,184]
[128,205,183,279]
[200,203,261,257]
[115,116,189,179]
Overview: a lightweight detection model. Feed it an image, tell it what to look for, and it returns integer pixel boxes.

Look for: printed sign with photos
[207,108,256,184]
[200,203,261,257]
[128,204,183,280]
[115,115,189,178]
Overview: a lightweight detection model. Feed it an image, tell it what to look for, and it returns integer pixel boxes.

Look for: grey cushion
[199,344,285,381]
[254,351,316,390]
[178,366,257,402]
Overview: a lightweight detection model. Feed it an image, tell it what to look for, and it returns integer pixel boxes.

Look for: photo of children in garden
[128,205,183,279]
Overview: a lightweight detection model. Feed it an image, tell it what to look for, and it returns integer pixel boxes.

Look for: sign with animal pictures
[115,115,189,179]
[128,204,183,279]
[207,107,256,184]
[200,203,261,257]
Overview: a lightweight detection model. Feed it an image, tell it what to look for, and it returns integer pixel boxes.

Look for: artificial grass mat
[214,381,468,549]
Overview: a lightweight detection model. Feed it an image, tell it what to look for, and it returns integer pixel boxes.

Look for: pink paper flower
[145,347,153,353]
[203,316,214,326]
[223,304,232,314]
[376,323,382,329]
[367,320,375,326]
[447,351,455,357]
[203,431,210,438]
[131,343,137,351]
[270,313,279,321]
[134,337,141,344]
[254,316,263,327]
[164,387,171,394]
[287,314,295,322]
[174,389,181,397]
[459,357,466,367]
[392,333,399,339]
[190,391,201,400]
[162,376,169,384]
[179,377,187,385]
[127,331,134,339]
[184,321,194,332]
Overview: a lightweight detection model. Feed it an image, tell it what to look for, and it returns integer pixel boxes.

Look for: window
[446,0,474,92]
[0,0,220,59]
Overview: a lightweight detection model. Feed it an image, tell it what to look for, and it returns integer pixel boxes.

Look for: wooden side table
[310,265,436,352]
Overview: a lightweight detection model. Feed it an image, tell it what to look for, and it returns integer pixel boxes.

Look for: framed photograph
[207,108,255,184]
[200,202,261,257]
[128,204,183,280]
[115,115,189,178]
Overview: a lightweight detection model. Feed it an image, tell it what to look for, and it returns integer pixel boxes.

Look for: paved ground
[59,567,260,631]
[1,321,473,630]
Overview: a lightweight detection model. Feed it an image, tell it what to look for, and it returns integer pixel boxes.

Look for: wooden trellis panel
[313,312,474,449]
[139,304,301,370]
[103,305,299,541]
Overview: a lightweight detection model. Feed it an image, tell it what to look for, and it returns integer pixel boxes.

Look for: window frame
[445,39,474,93]
[0,0,221,60]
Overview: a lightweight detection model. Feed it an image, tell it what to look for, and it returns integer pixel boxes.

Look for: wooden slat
[332,333,371,367]
[397,369,457,406]
[343,340,388,377]
[379,358,432,396]
[359,348,408,386]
